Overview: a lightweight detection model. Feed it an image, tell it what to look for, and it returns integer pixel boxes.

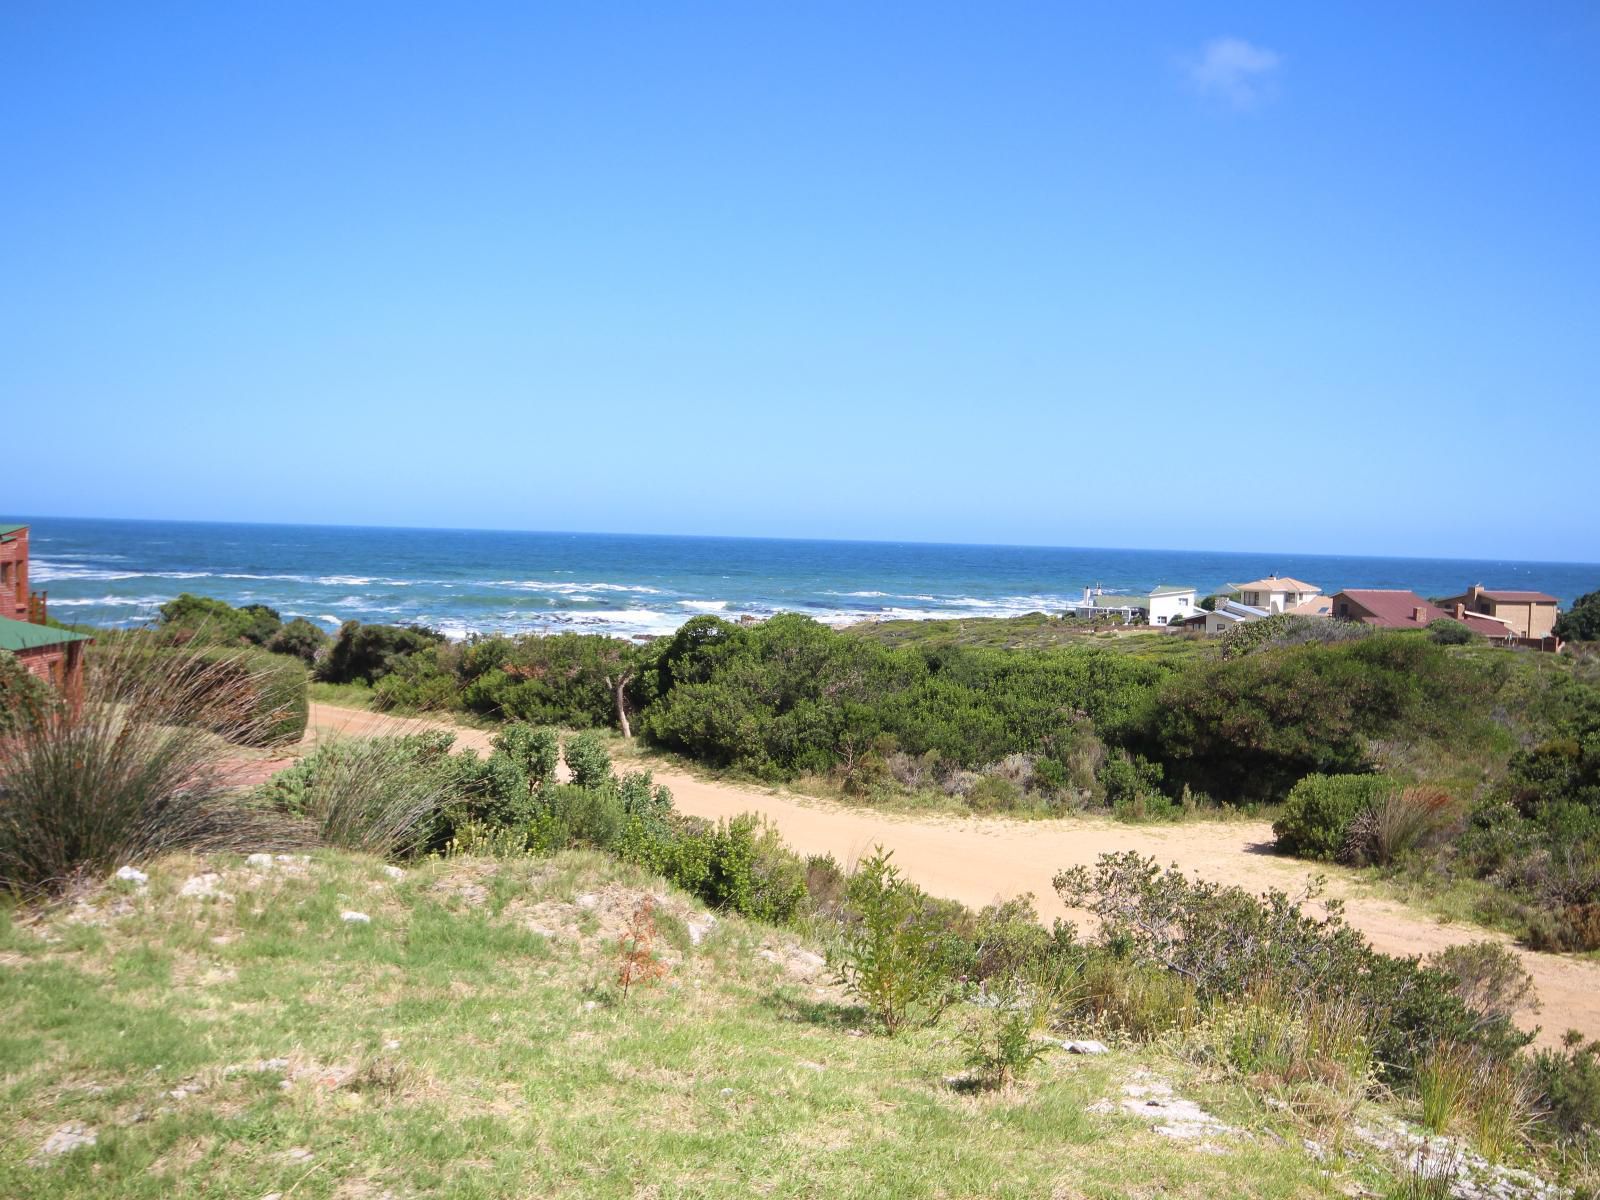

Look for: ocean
[16,516,1598,641]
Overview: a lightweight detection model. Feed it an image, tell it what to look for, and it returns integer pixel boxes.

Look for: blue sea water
[15,516,1599,641]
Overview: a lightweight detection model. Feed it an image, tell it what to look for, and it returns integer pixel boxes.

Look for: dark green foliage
[1273,773,1396,861]
[317,620,444,685]
[1148,635,1482,804]
[1554,589,1600,642]
[1428,618,1474,645]
[492,723,560,788]
[1098,752,1170,821]
[1532,1032,1600,1136]
[158,593,282,647]
[372,649,459,711]
[0,651,55,736]
[639,613,1163,780]
[266,617,329,664]
[563,732,612,789]
[460,633,633,728]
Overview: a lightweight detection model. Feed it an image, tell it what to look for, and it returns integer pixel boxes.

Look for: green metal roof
[0,523,26,542]
[0,616,94,652]
[1149,585,1196,597]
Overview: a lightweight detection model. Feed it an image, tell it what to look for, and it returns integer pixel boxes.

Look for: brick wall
[0,526,28,622]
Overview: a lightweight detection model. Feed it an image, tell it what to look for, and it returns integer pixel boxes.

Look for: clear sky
[4,3,1597,561]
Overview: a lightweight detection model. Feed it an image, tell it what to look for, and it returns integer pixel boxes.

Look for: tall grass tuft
[264,736,462,859]
[0,637,305,895]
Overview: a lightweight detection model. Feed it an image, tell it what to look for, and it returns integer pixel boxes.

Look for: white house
[1203,598,1270,635]
[1226,575,1322,615]
[1065,586,1146,623]
[1147,585,1198,626]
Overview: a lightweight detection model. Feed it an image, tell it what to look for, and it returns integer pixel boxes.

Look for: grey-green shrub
[1272,773,1396,861]
[493,723,560,787]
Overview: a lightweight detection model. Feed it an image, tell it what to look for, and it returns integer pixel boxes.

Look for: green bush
[0,651,56,736]
[317,620,444,686]
[700,814,808,925]
[266,617,330,664]
[1554,589,1600,643]
[158,593,282,647]
[1099,752,1171,821]
[1272,773,1396,861]
[176,647,308,746]
[563,732,612,789]
[1532,1032,1600,1136]
[493,724,560,788]
[829,847,965,1035]
[1428,618,1474,645]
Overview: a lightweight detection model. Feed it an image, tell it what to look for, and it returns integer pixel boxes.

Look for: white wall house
[1203,598,1270,635]
[1147,585,1198,626]
[1065,586,1145,623]
[1226,575,1322,615]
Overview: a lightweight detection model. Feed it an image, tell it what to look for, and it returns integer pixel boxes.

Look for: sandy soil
[305,702,1600,1046]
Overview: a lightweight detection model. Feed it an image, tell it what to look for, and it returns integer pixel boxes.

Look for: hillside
[0,850,1567,1200]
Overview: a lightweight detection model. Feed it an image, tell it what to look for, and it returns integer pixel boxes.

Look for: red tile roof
[1333,590,1448,628]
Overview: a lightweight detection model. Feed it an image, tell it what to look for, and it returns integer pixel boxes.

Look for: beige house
[1226,574,1322,614]
[1438,585,1560,640]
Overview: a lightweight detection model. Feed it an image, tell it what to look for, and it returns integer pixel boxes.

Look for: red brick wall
[0,526,29,622]
[15,644,63,683]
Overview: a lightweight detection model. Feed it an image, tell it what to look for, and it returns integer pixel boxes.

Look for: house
[1289,595,1333,618]
[1203,598,1270,635]
[0,521,92,698]
[0,616,92,698]
[1331,589,1447,629]
[1438,584,1560,640]
[1226,575,1322,614]
[0,523,38,622]
[1147,585,1199,627]
[1065,586,1147,624]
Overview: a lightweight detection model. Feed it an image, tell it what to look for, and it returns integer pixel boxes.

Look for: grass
[0,848,1447,1199]
[306,680,378,710]
[845,613,1219,660]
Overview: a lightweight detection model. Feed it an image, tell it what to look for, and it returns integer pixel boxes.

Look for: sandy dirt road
[306,702,1599,1046]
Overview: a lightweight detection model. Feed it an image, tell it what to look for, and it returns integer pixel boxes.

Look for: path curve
[305,702,1597,1046]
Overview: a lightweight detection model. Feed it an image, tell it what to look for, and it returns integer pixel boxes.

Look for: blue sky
[4,3,1597,560]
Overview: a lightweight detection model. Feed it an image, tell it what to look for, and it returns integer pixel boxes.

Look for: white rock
[340,911,371,924]
[383,865,405,880]
[687,914,716,945]
[35,1122,97,1160]
[114,865,149,885]
[575,893,599,909]
[179,873,226,898]
[1062,1039,1110,1055]
[246,853,273,869]
[719,1087,735,1097]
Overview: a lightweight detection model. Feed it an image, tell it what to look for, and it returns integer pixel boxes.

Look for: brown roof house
[1439,584,1560,640]
[1227,575,1322,614]
[0,522,92,699]
[1329,589,1514,642]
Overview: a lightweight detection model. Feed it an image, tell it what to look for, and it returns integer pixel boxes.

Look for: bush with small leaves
[563,731,613,789]
[493,724,560,788]
[1273,773,1397,861]
[267,617,330,665]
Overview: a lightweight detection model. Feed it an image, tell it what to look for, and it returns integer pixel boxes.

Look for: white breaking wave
[489,579,667,595]
[678,599,729,611]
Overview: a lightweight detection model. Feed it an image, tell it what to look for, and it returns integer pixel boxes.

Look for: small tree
[1428,618,1474,645]
[1555,589,1600,642]
[829,847,963,1035]
[268,617,330,664]
[617,896,669,1002]
[563,731,613,789]
[494,724,560,789]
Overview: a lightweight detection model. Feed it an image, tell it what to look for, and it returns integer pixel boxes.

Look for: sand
[306,702,1597,1046]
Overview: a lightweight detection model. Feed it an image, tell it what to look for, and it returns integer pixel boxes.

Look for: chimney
[1468,584,1484,602]
[1412,606,1426,623]
[1455,602,1465,619]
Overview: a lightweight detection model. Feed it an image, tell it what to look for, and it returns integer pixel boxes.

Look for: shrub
[1554,589,1600,643]
[529,785,626,854]
[266,617,329,664]
[829,847,964,1035]
[1221,612,1372,659]
[493,724,560,788]
[563,732,612,789]
[264,735,464,859]
[317,621,444,685]
[372,650,459,712]
[180,647,308,746]
[964,773,1023,813]
[1427,941,1537,1034]
[0,651,56,736]
[1343,787,1455,866]
[1532,1032,1600,1137]
[158,593,282,646]
[1053,852,1519,1079]
[1099,752,1171,821]
[961,979,1051,1089]
[1428,618,1474,646]
[1273,773,1396,861]
[0,640,304,894]
[700,814,807,924]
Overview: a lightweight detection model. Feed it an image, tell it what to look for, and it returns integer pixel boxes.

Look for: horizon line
[11,511,1600,571]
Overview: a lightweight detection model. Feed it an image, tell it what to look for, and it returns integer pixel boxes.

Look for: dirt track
[306,702,1600,1047]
